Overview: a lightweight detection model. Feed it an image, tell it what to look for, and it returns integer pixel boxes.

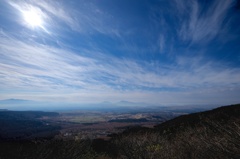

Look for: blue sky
[0,0,240,106]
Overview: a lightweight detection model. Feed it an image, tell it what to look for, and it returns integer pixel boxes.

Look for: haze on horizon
[0,0,240,108]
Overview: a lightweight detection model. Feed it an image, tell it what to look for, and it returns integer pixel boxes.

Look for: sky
[0,0,240,107]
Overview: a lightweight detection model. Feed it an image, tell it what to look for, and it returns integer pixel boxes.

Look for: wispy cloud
[178,0,234,43]
[7,0,120,36]
[1,29,240,104]
[158,35,165,54]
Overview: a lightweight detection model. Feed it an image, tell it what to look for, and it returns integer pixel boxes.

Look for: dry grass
[111,117,240,159]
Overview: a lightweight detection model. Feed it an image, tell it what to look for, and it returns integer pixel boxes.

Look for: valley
[0,105,207,141]
[43,109,188,140]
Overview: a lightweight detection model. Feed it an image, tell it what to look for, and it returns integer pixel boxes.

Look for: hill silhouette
[154,104,240,133]
[0,111,60,140]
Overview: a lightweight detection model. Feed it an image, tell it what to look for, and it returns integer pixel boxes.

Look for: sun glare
[22,8,43,28]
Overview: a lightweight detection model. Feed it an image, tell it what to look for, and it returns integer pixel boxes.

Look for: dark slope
[110,104,240,159]
[154,104,240,134]
[0,111,60,140]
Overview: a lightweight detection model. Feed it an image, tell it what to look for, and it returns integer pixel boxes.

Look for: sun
[22,8,43,28]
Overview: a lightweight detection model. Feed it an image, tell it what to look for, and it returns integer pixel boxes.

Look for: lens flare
[22,8,43,28]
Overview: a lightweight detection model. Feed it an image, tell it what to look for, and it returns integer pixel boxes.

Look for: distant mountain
[100,101,114,105]
[0,98,31,104]
[97,100,149,107]
[116,100,150,107]
[0,99,54,111]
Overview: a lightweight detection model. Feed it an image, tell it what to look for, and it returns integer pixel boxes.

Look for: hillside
[0,111,60,140]
[110,104,240,159]
[154,104,240,133]
[0,104,239,159]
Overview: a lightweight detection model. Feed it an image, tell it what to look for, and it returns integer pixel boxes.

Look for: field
[45,110,189,140]
[0,105,212,141]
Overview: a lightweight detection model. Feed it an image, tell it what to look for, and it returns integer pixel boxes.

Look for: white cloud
[1,30,240,105]
[158,35,165,53]
[178,0,234,43]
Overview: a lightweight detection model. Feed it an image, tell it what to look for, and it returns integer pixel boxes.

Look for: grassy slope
[110,104,240,159]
